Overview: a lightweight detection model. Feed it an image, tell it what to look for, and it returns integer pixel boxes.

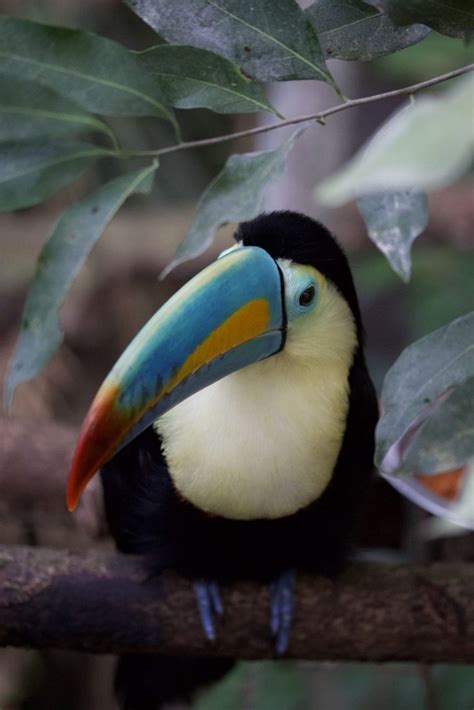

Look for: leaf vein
[1,147,112,184]
[207,0,330,83]
[150,71,270,111]
[0,50,175,122]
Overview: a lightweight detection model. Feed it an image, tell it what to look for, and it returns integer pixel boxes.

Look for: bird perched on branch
[67,211,378,708]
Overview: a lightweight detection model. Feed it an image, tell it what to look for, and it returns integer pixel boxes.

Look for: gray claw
[194,578,223,641]
[270,569,296,655]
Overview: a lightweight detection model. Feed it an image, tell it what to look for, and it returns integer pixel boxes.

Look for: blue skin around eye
[285,278,319,321]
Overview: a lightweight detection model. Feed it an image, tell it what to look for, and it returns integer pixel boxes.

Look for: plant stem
[119,64,473,159]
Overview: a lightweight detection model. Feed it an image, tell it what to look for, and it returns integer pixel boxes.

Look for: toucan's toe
[270,569,296,655]
[194,578,223,642]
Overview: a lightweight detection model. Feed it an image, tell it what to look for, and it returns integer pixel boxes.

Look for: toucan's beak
[67,246,285,510]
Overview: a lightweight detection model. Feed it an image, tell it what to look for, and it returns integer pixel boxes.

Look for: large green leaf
[384,0,474,41]
[401,376,474,475]
[139,45,276,114]
[376,311,474,471]
[316,73,474,205]
[4,164,157,411]
[0,140,112,212]
[357,189,428,281]
[162,130,301,276]
[0,77,116,143]
[0,17,177,133]
[306,0,430,61]
[126,0,336,86]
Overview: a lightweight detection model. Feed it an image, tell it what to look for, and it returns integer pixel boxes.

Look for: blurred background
[0,1,473,708]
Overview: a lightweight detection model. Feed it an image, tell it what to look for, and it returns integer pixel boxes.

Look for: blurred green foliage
[197,661,474,710]
[355,246,473,337]
[354,246,474,389]
[374,31,474,81]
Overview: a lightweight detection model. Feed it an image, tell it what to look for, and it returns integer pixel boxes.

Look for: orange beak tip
[66,498,77,513]
[66,472,80,512]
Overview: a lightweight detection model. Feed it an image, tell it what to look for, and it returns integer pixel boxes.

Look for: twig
[120,64,473,159]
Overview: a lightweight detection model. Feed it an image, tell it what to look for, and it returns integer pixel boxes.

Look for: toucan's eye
[299,285,315,307]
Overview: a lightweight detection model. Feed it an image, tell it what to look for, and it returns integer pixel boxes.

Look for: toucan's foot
[270,569,296,655]
[194,578,223,642]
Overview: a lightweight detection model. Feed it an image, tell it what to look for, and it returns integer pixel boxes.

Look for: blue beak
[67,246,285,509]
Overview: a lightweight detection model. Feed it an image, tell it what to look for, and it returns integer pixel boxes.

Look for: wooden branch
[1,544,473,662]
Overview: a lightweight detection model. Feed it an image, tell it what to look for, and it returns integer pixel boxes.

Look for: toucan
[67,211,378,708]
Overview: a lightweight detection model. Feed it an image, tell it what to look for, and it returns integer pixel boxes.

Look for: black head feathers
[235,211,364,340]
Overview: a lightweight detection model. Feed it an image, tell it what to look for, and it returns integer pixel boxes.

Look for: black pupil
[299,286,315,306]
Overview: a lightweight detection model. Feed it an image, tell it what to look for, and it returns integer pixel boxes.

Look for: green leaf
[126,0,337,87]
[357,189,428,281]
[4,164,157,411]
[402,376,474,474]
[0,16,178,134]
[0,140,112,212]
[139,45,276,114]
[0,77,116,143]
[306,0,430,61]
[316,73,474,205]
[384,0,474,41]
[376,311,474,471]
[162,129,301,276]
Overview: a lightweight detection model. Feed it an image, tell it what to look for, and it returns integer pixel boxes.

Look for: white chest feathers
[155,280,357,520]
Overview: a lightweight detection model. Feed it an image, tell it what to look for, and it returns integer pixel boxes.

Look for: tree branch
[1,544,474,661]
[121,64,474,159]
